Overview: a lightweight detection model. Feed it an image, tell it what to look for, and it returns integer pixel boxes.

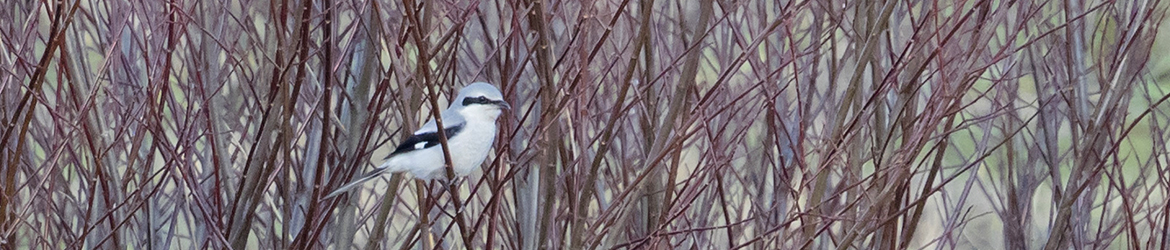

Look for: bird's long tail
[324,165,391,199]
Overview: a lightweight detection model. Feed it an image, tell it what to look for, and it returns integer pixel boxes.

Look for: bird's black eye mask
[462,96,494,106]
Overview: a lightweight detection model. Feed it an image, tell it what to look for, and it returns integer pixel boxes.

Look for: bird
[325,82,510,198]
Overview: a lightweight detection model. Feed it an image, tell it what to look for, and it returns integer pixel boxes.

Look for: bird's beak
[496,101,512,110]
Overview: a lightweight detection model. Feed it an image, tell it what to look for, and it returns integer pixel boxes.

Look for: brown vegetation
[1,0,1168,249]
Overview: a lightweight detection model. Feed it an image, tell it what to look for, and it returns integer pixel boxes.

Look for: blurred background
[1,0,1169,249]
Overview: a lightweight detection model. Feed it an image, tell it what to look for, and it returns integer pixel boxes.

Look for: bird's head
[454,82,510,121]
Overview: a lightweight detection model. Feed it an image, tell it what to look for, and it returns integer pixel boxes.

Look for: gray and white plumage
[326,82,509,198]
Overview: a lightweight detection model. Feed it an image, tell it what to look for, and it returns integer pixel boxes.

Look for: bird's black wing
[387,123,466,158]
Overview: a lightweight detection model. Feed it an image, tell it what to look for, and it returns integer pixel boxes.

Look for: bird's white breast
[447,122,497,176]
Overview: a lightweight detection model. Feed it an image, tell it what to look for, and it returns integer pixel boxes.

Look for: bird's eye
[462,96,491,106]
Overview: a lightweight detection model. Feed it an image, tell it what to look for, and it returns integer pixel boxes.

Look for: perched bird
[326,82,510,198]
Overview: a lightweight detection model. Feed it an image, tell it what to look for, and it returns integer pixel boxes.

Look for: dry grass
[2,0,1170,249]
